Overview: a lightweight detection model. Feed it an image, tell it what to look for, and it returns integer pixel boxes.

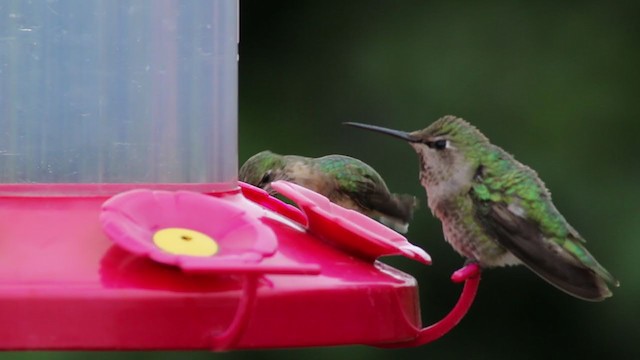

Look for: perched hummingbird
[239,150,418,233]
[345,116,619,301]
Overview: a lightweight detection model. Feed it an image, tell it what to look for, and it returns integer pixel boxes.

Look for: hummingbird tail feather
[526,260,614,301]
[374,194,418,233]
[379,216,409,234]
[480,202,616,301]
[561,240,620,289]
[391,193,419,222]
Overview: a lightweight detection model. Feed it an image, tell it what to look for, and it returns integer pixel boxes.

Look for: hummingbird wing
[470,165,618,301]
[317,155,418,231]
[347,175,416,220]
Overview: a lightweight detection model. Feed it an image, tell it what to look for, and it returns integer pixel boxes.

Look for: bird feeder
[0,0,480,350]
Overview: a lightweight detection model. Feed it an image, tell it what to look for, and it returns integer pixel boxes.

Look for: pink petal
[100,189,280,271]
[271,181,431,265]
[238,182,307,226]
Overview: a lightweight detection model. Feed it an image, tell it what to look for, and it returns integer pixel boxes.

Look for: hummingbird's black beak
[343,122,418,143]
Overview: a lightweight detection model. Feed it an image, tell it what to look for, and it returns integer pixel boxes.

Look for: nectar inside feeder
[0,0,480,351]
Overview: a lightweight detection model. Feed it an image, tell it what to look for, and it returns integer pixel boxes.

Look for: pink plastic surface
[378,263,481,348]
[268,181,479,347]
[101,189,319,275]
[270,181,431,265]
[0,182,480,350]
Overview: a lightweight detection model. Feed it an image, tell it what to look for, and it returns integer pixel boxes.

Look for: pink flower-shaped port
[271,181,431,265]
[238,181,308,226]
[100,189,284,274]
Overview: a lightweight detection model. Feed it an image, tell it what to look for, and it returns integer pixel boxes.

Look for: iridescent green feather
[315,155,386,193]
[238,150,286,185]
[471,145,618,287]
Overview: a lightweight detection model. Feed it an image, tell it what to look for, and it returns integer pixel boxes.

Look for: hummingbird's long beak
[343,122,418,142]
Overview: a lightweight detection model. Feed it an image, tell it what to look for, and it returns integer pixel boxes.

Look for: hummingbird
[345,116,619,301]
[239,150,418,233]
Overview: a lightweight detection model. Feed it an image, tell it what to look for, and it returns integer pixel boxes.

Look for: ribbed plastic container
[0,0,238,194]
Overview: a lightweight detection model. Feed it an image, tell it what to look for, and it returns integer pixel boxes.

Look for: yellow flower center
[153,228,219,257]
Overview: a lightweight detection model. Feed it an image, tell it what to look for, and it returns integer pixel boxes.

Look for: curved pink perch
[451,262,481,283]
[378,263,481,348]
[210,275,259,350]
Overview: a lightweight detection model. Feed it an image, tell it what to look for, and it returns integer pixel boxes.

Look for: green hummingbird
[345,116,619,301]
[239,150,418,233]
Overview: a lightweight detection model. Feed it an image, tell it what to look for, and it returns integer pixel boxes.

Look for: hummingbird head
[238,150,289,194]
[345,116,489,188]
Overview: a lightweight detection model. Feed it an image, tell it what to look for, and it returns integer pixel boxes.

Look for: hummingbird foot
[451,262,481,283]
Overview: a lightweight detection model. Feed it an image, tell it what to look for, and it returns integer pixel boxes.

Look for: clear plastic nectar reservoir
[0,0,238,192]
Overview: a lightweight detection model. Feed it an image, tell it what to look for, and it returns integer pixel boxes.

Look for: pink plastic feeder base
[0,184,422,350]
[0,183,480,350]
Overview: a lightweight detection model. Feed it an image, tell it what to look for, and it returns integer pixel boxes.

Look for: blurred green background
[8,1,639,359]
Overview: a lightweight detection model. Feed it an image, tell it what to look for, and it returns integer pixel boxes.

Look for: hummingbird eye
[427,139,448,150]
[258,170,273,187]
